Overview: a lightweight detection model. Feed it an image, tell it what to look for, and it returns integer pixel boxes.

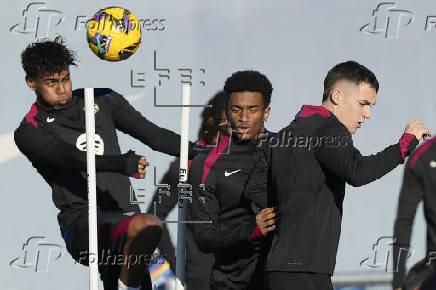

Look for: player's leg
[63,211,162,289]
[61,212,124,289]
[119,214,163,288]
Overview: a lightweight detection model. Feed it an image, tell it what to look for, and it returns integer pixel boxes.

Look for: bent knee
[127,214,163,239]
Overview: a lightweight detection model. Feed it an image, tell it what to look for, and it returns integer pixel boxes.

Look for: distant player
[146,91,229,289]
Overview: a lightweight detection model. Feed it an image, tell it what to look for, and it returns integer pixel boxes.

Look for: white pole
[176,84,190,287]
[85,88,99,290]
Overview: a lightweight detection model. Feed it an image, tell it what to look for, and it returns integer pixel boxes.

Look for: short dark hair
[21,36,77,79]
[223,70,272,108]
[197,91,227,144]
[322,60,379,102]
[403,259,436,290]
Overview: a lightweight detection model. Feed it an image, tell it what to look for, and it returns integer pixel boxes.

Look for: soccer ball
[87,7,141,62]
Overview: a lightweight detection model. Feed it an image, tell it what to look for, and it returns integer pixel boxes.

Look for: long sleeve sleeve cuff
[249,224,266,241]
[399,133,418,160]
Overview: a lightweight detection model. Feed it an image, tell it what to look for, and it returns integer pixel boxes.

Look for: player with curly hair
[188,70,276,290]
[15,36,197,290]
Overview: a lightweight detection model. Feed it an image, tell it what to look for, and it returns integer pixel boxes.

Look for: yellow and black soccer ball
[87,7,141,61]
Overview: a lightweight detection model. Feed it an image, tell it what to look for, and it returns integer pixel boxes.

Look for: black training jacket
[393,137,436,288]
[14,88,188,233]
[188,132,273,290]
[251,105,418,275]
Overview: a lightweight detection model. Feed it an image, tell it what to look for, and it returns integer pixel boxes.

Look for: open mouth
[237,127,250,134]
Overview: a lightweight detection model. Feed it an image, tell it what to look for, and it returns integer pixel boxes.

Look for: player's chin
[238,132,254,141]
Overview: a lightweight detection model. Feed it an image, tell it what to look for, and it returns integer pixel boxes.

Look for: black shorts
[62,210,140,266]
[267,271,333,290]
[61,210,152,289]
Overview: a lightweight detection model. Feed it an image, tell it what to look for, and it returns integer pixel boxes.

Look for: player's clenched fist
[137,157,149,179]
[256,207,276,235]
[404,120,432,141]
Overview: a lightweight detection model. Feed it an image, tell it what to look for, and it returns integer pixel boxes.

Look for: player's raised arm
[314,120,421,187]
[106,89,197,158]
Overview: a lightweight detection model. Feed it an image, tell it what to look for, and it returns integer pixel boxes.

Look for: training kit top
[14,88,189,233]
[393,137,436,288]
[250,105,418,275]
[188,132,274,289]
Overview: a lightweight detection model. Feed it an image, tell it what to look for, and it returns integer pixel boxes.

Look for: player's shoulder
[14,114,47,154]
[408,136,436,169]
[14,120,30,146]
[190,137,232,183]
[72,88,128,114]
[72,88,122,102]
[293,104,349,136]
[15,101,44,139]
[191,150,209,165]
[189,152,209,184]
[16,100,45,130]
[317,114,349,137]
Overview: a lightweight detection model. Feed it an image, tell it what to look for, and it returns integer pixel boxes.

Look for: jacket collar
[296,105,331,118]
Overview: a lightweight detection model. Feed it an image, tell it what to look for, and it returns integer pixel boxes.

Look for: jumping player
[251,61,430,289]
[188,70,276,290]
[15,37,196,290]
[393,135,436,289]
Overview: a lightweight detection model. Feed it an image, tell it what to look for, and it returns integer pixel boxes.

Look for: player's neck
[322,102,334,113]
[255,126,267,139]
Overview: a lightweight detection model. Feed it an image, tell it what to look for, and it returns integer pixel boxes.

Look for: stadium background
[2,1,435,289]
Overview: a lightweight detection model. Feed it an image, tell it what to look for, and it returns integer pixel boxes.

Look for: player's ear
[263,106,271,123]
[26,76,36,91]
[207,116,214,127]
[330,87,341,105]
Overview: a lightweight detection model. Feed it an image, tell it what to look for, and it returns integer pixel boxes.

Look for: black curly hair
[223,70,272,108]
[197,91,227,144]
[322,60,379,102]
[21,36,77,79]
